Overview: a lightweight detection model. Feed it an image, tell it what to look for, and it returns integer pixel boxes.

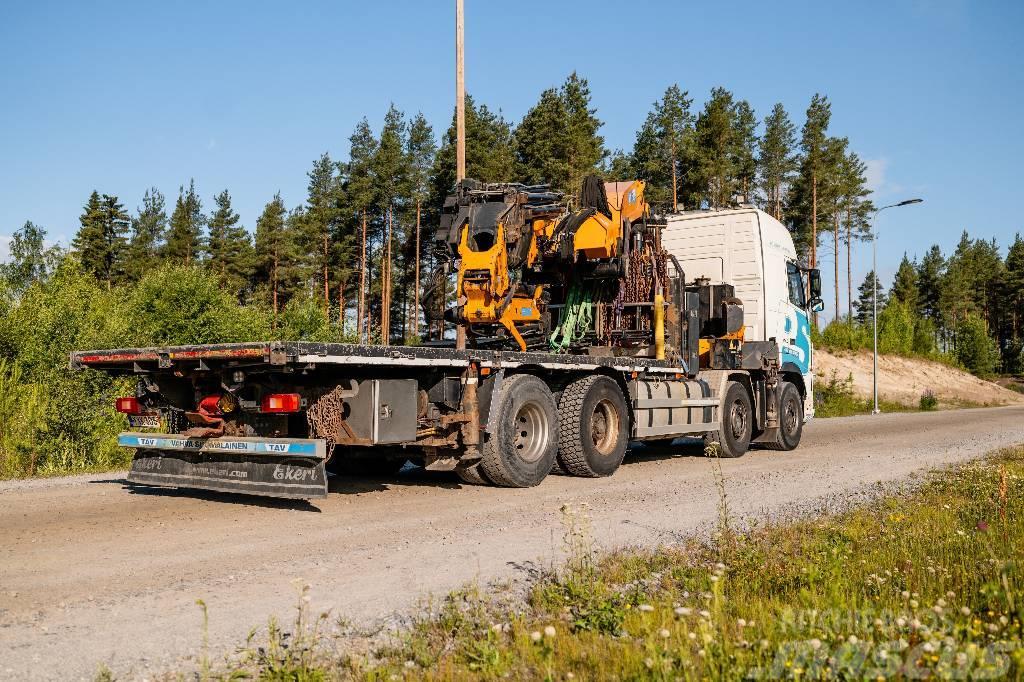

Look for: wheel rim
[591,399,620,456]
[729,399,748,441]
[514,401,549,463]
[783,396,799,435]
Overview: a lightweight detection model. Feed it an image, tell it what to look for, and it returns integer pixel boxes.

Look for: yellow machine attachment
[571,180,647,260]
[455,208,559,351]
[441,178,649,352]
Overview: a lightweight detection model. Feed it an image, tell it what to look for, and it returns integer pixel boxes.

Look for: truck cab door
[779,261,813,377]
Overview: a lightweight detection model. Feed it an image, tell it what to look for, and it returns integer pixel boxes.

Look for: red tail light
[197,395,223,415]
[115,397,140,414]
[261,393,301,413]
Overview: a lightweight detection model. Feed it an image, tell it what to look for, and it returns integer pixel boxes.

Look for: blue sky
[2,0,1022,319]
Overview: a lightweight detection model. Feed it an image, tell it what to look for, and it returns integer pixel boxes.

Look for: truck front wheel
[761,381,804,451]
[557,375,629,477]
[704,381,752,458]
[480,374,558,487]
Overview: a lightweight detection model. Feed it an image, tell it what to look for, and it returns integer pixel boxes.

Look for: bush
[277,295,351,343]
[919,389,938,411]
[126,264,273,346]
[814,370,862,417]
[953,314,1001,377]
[0,260,131,477]
[819,319,869,351]
[878,299,914,355]
[912,316,938,355]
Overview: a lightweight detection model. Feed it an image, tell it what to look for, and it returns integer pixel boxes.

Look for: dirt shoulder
[814,349,1024,407]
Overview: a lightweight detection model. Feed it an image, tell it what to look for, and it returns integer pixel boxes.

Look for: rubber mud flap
[128,449,328,499]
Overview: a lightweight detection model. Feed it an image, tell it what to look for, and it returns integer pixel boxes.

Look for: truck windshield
[786,262,807,308]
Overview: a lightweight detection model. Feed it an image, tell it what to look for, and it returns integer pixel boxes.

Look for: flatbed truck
[72,205,822,500]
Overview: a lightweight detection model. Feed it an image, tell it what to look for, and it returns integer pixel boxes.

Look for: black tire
[704,381,752,458]
[479,374,558,487]
[455,462,490,485]
[761,381,804,451]
[557,375,629,477]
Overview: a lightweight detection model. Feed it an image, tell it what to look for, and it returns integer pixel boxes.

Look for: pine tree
[690,87,738,209]
[301,154,343,313]
[917,244,945,324]
[514,73,606,199]
[164,180,204,264]
[0,221,60,292]
[1004,234,1024,344]
[432,95,516,203]
[818,136,849,320]
[940,232,1004,336]
[790,94,832,265]
[890,254,919,309]
[345,118,379,341]
[854,270,886,325]
[254,193,291,321]
[405,113,437,340]
[515,87,569,187]
[373,104,409,343]
[757,103,798,220]
[560,72,606,199]
[939,232,978,332]
[631,84,694,211]
[731,100,758,201]
[124,188,167,282]
[837,151,873,320]
[207,189,254,298]
[604,150,635,179]
[72,191,129,287]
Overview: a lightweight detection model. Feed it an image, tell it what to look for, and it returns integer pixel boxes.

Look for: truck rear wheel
[761,381,803,451]
[704,381,752,458]
[557,375,628,477]
[480,374,558,487]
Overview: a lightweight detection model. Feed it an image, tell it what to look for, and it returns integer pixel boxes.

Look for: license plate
[128,414,162,429]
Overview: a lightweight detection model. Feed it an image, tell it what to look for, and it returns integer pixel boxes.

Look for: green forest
[2,73,1023,478]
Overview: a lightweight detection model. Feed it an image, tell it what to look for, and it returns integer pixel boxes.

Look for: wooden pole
[414,199,421,341]
[383,206,393,343]
[455,0,466,183]
[454,0,467,349]
[358,210,367,342]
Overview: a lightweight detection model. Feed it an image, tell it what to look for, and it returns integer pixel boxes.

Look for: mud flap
[120,433,328,499]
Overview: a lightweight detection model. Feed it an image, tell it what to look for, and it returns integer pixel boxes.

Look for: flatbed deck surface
[72,341,688,374]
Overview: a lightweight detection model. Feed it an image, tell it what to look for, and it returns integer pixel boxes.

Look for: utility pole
[455,0,466,183]
[454,0,467,350]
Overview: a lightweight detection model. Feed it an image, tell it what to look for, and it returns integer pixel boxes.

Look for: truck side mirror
[809,268,822,299]
[810,298,825,313]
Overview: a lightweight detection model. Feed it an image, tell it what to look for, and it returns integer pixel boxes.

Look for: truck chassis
[73,339,802,499]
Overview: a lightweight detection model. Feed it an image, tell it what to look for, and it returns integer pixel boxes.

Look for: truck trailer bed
[72,341,690,375]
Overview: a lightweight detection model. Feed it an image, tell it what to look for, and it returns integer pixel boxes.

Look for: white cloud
[0,235,9,263]
[864,158,888,194]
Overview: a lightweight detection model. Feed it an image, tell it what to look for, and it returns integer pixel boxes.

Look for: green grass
[188,446,1024,681]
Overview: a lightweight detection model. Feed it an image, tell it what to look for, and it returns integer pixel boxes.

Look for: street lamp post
[871,198,923,414]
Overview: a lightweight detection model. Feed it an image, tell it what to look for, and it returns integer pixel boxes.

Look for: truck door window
[787,262,806,308]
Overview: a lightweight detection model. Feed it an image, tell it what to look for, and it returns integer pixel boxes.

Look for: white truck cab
[660,207,822,419]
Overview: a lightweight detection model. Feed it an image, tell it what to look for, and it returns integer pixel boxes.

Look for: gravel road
[2,406,1023,681]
